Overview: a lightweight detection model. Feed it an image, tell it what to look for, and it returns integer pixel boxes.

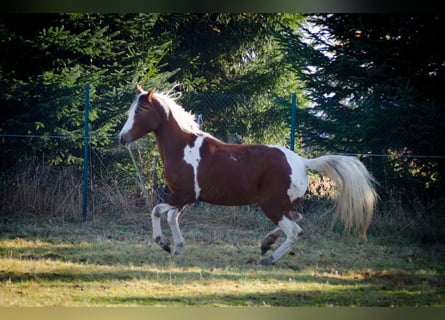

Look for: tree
[0,13,175,168]
[150,13,304,145]
[151,13,302,94]
[277,14,445,196]
[0,13,305,170]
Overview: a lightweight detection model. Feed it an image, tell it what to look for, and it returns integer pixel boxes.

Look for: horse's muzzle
[119,134,128,146]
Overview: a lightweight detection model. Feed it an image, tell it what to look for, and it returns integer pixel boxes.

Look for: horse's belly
[197,171,260,205]
[199,190,258,206]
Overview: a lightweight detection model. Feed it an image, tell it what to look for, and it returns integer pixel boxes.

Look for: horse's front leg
[167,207,186,255]
[151,203,176,253]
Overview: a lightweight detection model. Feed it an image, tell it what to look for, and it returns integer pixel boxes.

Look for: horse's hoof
[155,236,171,253]
[173,244,184,256]
[259,256,274,266]
[260,244,271,256]
[161,243,171,253]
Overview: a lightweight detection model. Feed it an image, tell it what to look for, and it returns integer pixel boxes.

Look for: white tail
[304,155,378,240]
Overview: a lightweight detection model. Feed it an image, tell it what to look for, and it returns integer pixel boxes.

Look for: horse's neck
[154,121,196,164]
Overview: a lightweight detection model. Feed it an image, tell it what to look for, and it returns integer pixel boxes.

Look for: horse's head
[119,85,162,145]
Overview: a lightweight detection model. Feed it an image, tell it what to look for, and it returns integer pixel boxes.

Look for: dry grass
[2,162,444,241]
[1,165,83,220]
[1,164,444,306]
[0,214,444,307]
[0,163,151,224]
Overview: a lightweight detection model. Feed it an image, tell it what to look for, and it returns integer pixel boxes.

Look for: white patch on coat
[269,145,308,202]
[183,136,204,199]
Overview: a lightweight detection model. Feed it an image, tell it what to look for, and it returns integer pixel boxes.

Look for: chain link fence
[1,91,444,222]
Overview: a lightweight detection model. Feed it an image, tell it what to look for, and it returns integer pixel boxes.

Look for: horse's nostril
[119,135,126,145]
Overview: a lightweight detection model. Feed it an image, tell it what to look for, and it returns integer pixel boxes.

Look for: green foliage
[151,13,303,95]
[0,13,301,170]
[181,93,291,146]
[0,13,176,167]
[277,14,445,197]
[3,12,442,202]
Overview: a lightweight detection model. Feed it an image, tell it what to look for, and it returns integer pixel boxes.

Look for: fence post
[289,93,297,151]
[82,84,90,222]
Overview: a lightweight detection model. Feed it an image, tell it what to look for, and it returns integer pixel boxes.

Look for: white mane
[154,89,207,137]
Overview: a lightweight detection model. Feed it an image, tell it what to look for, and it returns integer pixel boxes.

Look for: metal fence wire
[180,92,292,146]
[1,91,444,221]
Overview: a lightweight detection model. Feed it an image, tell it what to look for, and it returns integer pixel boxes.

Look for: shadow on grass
[86,283,444,306]
[1,255,444,306]
[1,219,445,306]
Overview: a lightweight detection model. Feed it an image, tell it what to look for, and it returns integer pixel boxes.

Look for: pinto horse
[119,85,377,265]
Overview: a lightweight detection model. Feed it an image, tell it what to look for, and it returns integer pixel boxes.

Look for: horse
[119,85,378,265]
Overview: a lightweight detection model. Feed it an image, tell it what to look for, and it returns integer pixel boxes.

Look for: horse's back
[196,139,307,206]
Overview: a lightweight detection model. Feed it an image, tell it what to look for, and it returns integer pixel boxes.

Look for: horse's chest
[182,136,204,199]
[163,136,205,200]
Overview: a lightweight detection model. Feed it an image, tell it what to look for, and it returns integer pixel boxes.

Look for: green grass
[0,204,444,306]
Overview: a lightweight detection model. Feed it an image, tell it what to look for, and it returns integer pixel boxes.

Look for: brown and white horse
[119,85,378,265]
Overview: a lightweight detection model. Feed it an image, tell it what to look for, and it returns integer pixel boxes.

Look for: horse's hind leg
[151,203,176,253]
[260,215,303,266]
[260,210,303,256]
[260,227,282,256]
[167,207,186,255]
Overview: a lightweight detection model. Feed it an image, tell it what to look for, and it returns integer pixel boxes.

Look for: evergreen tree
[0,13,175,167]
[0,13,304,169]
[151,13,302,94]
[277,14,445,195]
[151,13,304,145]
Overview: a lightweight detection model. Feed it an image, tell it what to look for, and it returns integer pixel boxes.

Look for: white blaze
[183,136,204,200]
[119,92,145,139]
[269,145,308,202]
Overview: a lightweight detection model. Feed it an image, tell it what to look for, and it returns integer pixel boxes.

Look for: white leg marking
[167,208,185,255]
[269,145,308,202]
[183,136,204,200]
[151,203,176,244]
[261,216,303,265]
[264,227,282,239]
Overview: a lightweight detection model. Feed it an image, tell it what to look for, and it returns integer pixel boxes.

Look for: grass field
[0,202,444,307]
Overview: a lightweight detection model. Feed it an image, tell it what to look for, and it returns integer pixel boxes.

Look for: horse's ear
[137,84,144,94]
[148,88,156,103]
